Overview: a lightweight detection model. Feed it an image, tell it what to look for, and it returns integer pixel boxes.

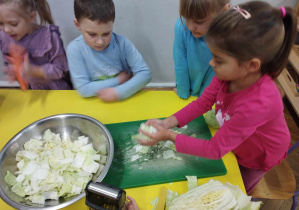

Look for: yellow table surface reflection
[0,89,245,210]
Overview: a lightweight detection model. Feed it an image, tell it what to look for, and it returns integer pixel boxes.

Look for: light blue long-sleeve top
[173,18,215,99]
[66,33,152,100]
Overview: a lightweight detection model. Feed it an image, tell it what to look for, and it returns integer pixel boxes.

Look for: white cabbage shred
[186,176,198,191]
[4,129,107,205]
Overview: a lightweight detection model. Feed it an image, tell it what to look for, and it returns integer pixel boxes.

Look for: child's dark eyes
[10,23,18,27]
[103,33,110,37]
[195,20,205,24]
[88,33,96,37]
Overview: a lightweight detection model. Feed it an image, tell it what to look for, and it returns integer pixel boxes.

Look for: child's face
[0,3,35,41]
[75,18,113,51]
[209,46,248,81]
[185,16,213,38]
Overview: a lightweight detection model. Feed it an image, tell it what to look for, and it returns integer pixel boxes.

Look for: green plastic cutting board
[103,116,227,189]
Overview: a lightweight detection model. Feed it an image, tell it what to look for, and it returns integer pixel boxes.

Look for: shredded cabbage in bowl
[4,129,107,205]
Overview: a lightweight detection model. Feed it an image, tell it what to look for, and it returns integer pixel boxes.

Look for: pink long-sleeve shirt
[174,75,290,171]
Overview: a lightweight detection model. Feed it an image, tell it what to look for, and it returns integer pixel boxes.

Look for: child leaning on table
[0,0,72,90]
[173,0,230,99]
[66,0,152,102]
[137,1,295,195]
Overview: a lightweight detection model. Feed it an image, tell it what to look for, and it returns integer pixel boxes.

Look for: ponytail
[266,7,297,79]
[33,0,54,25]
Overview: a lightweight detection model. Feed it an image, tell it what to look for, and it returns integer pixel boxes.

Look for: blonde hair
[179,0,229,20]
[0,0,54,25]
[207,1,297,79]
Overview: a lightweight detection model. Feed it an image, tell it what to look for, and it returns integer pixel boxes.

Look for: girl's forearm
[167,129,178,142]
[26,65,46,79]
[164,115,179,129]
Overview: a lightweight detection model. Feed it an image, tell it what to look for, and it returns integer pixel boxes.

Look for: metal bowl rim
[0,113,114,210]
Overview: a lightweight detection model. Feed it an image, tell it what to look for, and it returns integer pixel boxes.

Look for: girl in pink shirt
[138,1,296,194]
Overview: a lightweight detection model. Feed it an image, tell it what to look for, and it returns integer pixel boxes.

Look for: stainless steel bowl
[0,114,114,210]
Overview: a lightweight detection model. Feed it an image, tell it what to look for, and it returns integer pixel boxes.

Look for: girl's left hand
[138,122,178,146]
[22,54,45,79]
[97,88,119,102]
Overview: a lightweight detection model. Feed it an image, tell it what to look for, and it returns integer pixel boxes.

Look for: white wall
[0,0,297,87]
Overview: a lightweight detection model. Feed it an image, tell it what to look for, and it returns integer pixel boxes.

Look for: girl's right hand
[138,122,178,146]
[146,115,179,130]
[145,118,165,127]
[117,71,133,84]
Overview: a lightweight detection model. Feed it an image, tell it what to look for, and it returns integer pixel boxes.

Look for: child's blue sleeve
[114,38,152,100]
[66,41,119,97]
[173,19,191,99]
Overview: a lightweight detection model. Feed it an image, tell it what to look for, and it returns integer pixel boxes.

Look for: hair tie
[280,7,286,18]
[233,6,251,19]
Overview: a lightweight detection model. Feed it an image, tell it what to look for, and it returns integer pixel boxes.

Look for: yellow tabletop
[0,89,245,210]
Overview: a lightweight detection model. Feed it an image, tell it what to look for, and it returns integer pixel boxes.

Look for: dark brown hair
[179,0,230,20]
[0,0,54,25]
[206,1,297,79]
[74,0,115,23]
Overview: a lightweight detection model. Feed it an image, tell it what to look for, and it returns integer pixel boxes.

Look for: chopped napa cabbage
[186,176,198,191]
[165,189,179,208]
[150,197,159,209]
[205,108,220,129]
[134,145,150,154]
[131,123,157,141]
[164,141,176,151]
[99,155,108,164]
[131,155,140,162]
[163,150,175,159]
[4,129,107,204]
[25,194,45,205]
[4,171,17,186]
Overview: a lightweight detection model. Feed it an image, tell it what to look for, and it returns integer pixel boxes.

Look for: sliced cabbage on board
[4,129,107,205]
[151,179,262,210]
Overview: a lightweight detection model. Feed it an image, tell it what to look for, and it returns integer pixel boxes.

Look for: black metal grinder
[85,181,126,210]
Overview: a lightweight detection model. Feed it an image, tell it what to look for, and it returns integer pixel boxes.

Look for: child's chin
[93,46,106,51]
[192,33,203,38]
[10,35,18,40]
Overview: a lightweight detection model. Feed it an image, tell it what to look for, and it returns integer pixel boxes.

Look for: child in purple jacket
[0,0,72,90]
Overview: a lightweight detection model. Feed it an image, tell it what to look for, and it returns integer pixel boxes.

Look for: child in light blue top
[67,0,151,102]
[173,0,230,99]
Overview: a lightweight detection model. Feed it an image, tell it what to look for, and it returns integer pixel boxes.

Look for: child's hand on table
[123,196,139,210]
[97,88,119,102]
